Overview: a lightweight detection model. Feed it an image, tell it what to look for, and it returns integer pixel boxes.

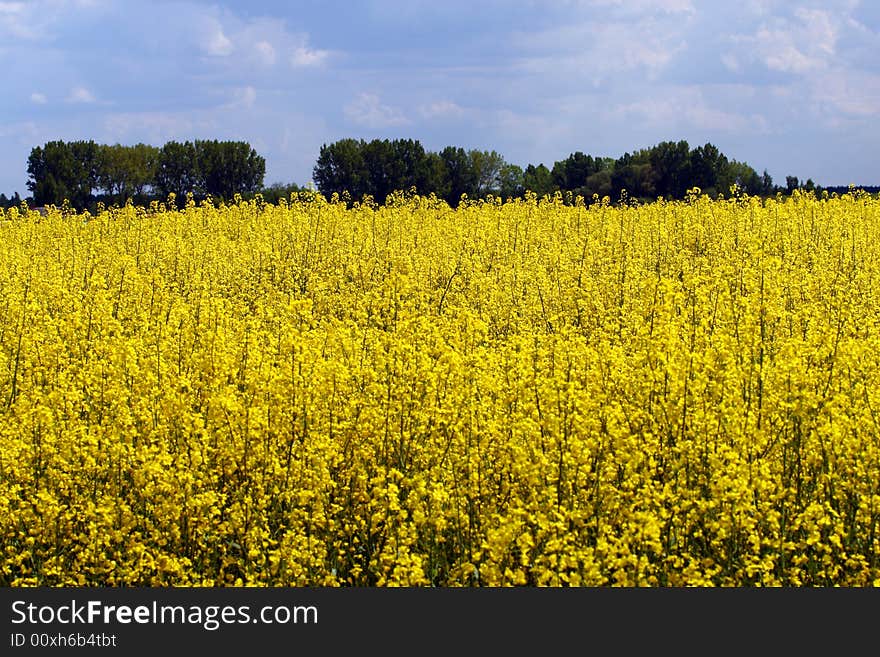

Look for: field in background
[1,190,879,586]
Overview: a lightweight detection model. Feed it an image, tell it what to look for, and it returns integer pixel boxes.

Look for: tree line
[312,138,790,206]
[3,136,845,212]
[18,139,266,210]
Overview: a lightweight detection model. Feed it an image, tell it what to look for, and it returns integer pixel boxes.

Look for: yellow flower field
[1,189,879,586]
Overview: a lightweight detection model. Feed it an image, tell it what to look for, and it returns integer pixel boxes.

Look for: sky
[1,0,879,196]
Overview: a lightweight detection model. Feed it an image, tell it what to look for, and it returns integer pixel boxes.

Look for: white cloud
[720,53,741,73]
[515,16,689,83]
[290,45,329,68]
[201,20,233,56]
[581,0,694,14]
[419,100,465,119]
[188,11,333,71]
[254,40,276,66]
[0,0,107,41]
[617,36,684,75]
[609,87,770,133]
[30,92,47,104]
[761,41,815,74]
[190,13,334,72]
[0,1,25,15]
[344,93,409,128]
[0,1,37,39]
[185,9,335,72]
[227,86,257,110]
[0,119,40,141]
[810,70,880,119]
[735,8,839,75]
[66,86,95,103]
[101,111,201,144]
[794,8,837,55]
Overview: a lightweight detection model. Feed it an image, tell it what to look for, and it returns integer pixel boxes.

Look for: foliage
[155,140,199,205]
[194,139,266,201]
[97,143,159,205]
[522,163,555,198]
[0,192,22,209]
[313,139,502,206]
[19,137,843,212]
[311,138,793,206]
[25,140,266,209]
[259,182,302,204]
[26,140,99,208]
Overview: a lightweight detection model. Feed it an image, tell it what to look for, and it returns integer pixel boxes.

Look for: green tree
[390,138,432,194]
[760,170,775,196]
[362,139,396,202]
[424,152,451,201]
[129,143,160,199]
[437,146,478,206]
[611,160,656,201]
[97,143,159,205]
[498,163,524,200]
[522,163,555,197]
[0,192,22,209]
[689,143,728,195]
[260,181,301,204]
[469,149,506,197]
[551,151,607,194]
[584,169,612,200]
[195,140,266,200]
[155,140,199,204]
[648,140,691,199]
[27,140,99,208]
[718,160,762,195]
[312,138,368,200]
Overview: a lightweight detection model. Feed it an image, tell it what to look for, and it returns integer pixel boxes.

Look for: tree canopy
[12,135,847,212]
[25,139,266,209]
[312,138,783,206]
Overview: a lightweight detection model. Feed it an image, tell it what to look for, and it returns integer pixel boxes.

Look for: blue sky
[1,0,879,196]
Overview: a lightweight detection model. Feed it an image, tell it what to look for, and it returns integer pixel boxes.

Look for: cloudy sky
[1,0,878,196]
